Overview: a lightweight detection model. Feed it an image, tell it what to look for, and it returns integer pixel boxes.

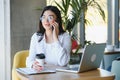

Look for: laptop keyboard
[66,67,78,71]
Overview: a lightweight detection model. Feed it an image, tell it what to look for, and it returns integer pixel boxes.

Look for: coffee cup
[36,53,45,67]
[106,45,114,51]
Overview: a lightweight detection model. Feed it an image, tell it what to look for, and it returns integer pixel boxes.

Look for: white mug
[106,45,114,51]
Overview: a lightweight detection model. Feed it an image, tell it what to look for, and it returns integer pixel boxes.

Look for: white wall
[0,0,11,80]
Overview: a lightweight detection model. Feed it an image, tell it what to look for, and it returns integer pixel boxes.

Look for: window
[85,0,107,44]
[107,0,119,50]
[47,0,120,51]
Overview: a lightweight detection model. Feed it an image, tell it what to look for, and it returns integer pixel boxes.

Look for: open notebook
[16,67,56,75]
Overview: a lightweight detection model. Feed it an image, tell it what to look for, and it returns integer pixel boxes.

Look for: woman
[26,5,71,71]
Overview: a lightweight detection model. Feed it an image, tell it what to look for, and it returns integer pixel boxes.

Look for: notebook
[16,67,56,75]
[56,43,105,73]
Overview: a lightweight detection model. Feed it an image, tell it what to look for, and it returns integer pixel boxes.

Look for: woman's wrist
[53,37,58,42]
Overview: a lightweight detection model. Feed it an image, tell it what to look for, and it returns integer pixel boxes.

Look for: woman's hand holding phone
[48,16,59,41]
[51,21,59,41]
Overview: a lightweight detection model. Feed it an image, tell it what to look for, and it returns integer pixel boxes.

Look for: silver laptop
[56,43,105,73]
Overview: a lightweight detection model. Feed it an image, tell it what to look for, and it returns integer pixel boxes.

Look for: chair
[12,50,29,80]
[111,59,120,80]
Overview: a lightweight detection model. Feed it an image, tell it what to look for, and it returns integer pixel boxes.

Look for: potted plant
[53,0,105,65]
[54,0,105,42]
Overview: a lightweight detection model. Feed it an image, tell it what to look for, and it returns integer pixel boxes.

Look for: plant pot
[69,53,82,65]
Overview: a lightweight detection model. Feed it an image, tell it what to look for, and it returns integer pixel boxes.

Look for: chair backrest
[12,50,29,80]
[111,60,120,80]
[12,50,29,68]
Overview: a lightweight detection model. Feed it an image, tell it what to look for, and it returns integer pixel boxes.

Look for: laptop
[56,43,105,73]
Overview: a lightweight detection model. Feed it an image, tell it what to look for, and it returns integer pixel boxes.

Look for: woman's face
[41,10,57,30]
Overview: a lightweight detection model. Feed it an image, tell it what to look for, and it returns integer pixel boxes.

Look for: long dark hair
[37,5,65,36]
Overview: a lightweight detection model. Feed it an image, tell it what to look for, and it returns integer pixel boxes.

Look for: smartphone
[52,26,54,30]
[48,16,54,30]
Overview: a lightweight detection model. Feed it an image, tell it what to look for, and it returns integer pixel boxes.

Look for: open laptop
[56,43,105,73]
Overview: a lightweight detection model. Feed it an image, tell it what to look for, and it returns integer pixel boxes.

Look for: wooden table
[17,66,115,80]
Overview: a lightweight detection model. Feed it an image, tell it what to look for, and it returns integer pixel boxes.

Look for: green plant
[55,0,71,33]
[54,0,106,65]
[55,0,105,33]
[54,0,105,46]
